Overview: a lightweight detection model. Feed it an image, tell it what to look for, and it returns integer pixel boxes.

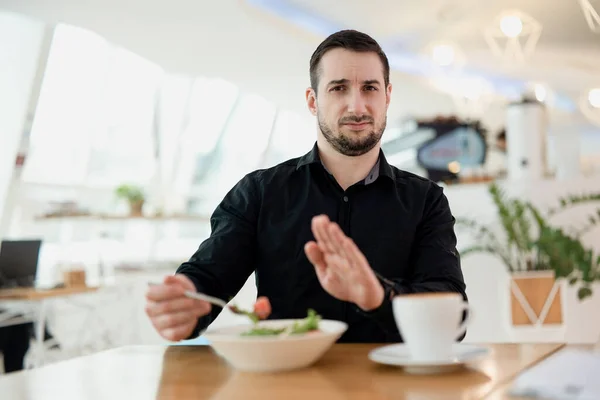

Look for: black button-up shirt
[177,143,467,343]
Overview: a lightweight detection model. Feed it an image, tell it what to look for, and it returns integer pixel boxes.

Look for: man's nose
[347,91,368,115]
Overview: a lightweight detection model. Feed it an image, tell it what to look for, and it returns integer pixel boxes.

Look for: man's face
[306,48,392,157]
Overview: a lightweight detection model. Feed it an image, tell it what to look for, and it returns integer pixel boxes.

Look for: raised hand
[304,214,384,311]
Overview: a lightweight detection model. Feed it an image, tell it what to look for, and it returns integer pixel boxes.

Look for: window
[23,24,110,185]
[21,23,316,219]
[174,77,239,195]
[185,93,277,215]
[86,47,163,186]
[23,24,163,187]
[204,93,277,197]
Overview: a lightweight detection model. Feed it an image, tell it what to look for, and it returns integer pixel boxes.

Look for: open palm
[304,215,384,311]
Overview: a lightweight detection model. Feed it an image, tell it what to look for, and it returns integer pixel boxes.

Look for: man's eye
[331,86,345,92]
[364,86,377,91]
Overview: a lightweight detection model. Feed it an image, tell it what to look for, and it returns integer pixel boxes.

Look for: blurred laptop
[0,240,42,289]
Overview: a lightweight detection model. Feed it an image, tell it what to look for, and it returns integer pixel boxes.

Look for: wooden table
[0,343,564,399]
[0,286,98,301]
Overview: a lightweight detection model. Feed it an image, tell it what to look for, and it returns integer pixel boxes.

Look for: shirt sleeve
[357,183,468,341]
[175,174,260,339]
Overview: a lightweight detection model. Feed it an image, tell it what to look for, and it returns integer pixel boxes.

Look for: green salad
[241,309,321,337]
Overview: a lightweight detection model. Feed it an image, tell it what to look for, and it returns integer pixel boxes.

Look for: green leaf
[229,304,260,323]
[549,194,600,217]
[290,309,321,334]
[568,277,578,285]
[241,327,285,336]
[578,287,593,300]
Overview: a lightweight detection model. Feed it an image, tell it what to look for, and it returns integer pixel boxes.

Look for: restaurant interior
[1,0,600,398]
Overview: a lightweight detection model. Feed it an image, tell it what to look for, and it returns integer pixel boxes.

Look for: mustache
[339,115,374,124]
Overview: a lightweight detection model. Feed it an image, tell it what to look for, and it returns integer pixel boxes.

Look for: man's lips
[343,122,372,130]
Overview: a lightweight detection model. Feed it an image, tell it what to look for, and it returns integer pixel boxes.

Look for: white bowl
[202,319,348,373]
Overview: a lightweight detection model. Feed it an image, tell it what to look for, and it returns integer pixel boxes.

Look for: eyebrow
[327,79,382,87]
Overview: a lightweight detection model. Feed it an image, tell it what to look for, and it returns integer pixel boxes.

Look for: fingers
[316,255,342,287]
[305,241,330,283]
[145,296,210,318]
[162,322,197,342]
[327,222,351,262]
[312,215,336,254]
[146,282,186,302]
[145,275,212,342]
[305,241,325,269]
[147,298,211,342]
[164,274,196,291]
[312,214,350,258]
[152,310,198,331]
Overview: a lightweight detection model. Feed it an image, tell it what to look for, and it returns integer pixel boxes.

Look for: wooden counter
[0,286,98,301]
[0,343,564,399]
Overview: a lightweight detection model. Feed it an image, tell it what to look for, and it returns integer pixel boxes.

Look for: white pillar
[0,12,45,232]
[552,131,581,180]
[505,99,548,180]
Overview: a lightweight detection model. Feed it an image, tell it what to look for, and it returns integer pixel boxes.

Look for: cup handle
[456,303,472,340]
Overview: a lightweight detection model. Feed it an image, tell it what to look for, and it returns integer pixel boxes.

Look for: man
[145,29,467,343]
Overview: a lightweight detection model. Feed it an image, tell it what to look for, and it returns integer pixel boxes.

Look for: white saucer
[368,343,491,375]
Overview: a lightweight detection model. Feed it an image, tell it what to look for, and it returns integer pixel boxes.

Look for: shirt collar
[296,142,394,184]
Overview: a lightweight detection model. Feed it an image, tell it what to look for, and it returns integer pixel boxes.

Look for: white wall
[0,12,45,227]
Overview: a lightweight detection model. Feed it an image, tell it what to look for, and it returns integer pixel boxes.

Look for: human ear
[306,87,318,116]
[385,83,392,109]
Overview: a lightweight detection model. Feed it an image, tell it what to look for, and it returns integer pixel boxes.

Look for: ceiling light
[500,15,523,37]
[422,41,466,70]
[589,88,600,108]
[484,10,541,63]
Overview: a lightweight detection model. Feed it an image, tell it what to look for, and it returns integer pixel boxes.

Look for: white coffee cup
[392,292,471,362]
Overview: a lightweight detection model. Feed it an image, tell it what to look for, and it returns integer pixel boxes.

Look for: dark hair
[309,29,390,94]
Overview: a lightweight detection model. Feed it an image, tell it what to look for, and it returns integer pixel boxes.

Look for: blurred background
[1,0,599,372]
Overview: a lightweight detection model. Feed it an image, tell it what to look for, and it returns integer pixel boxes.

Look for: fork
[183,291,260,321]
[182,290,228,308]
[148,282,258,319]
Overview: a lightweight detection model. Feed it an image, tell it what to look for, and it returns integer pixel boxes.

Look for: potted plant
[456,183,600,326]
[115,184,146,217]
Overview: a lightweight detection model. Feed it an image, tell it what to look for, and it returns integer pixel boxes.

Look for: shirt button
[343,196,349,202]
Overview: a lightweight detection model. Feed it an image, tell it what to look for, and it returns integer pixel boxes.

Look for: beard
[318,112,386,157]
